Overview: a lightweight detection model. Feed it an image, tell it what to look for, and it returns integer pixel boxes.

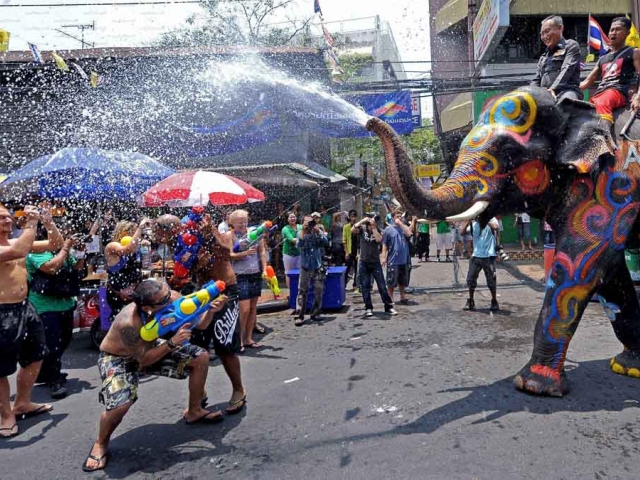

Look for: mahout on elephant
[367,85,640,397]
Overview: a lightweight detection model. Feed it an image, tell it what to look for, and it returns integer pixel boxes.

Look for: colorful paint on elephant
[447,92,538,202]
[544,165,640,370]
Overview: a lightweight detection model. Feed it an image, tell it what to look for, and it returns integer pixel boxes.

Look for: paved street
[2,260,639,480]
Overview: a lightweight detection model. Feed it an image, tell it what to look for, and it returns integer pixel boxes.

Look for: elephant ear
[555,97,616,173]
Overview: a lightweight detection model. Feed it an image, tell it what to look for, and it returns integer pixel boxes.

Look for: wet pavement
[2,259,639,479]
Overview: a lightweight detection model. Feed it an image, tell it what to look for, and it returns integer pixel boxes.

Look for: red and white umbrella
[140,170,265,207]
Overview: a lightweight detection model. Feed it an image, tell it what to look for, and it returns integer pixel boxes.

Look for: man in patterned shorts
[82,278,226,472]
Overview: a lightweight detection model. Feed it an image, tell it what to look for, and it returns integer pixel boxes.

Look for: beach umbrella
[0,147,174,201]
[140,170,265,207]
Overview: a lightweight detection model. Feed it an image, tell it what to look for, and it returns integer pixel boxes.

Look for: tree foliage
[158,0,313,47]
[332,53,375,83]
[331,123,442,177]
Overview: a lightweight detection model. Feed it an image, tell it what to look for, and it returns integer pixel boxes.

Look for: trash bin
[287,266,347,310]
[625,249,640,281]
[544,244,555,280]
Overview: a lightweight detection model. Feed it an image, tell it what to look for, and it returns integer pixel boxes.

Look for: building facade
[309,15,407,83]
[430,0,640,169]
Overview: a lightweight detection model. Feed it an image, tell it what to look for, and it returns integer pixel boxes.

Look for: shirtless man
[155,214,246,414]
[83,278,226,472]
[0,204,64,439]
[193,214,246,414]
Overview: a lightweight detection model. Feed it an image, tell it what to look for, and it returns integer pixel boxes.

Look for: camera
[307,219,316,230]
[496,245,509,261]
[365,212,380,222]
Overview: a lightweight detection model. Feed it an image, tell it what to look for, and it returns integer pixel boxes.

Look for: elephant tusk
[445,201,490,222]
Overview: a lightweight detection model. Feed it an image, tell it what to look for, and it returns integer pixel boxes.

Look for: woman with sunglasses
[229,210,267,350]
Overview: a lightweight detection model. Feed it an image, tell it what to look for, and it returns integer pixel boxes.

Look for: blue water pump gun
[139,280,226,342]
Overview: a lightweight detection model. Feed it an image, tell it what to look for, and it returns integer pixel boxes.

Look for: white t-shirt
[218,221,229,233]
[84,235,101,254]
[519,213,531,223]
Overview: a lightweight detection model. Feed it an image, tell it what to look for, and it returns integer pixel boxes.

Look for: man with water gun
[190,212,247,414]
[83,278,226,472]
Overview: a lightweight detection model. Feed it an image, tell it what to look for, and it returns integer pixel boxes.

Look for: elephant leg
[513,241,615,396]
[597,254,640,378]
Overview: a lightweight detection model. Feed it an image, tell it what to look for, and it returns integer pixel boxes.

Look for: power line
[0,0,224,6]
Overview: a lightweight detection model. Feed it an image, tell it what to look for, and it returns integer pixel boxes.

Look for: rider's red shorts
[590,88,628,122]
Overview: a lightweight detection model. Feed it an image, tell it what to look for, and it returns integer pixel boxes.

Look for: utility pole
[57,21,95,49]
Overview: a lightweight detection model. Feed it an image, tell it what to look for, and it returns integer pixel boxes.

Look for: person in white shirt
[218,211,230,234]
[514,213,533,251]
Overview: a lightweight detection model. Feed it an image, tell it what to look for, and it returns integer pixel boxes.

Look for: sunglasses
[145,289,172,307]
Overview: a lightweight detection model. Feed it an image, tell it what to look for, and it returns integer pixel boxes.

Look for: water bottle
[140,239,152,270]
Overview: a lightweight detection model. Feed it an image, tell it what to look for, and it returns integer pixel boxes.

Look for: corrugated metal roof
[0,45,320,64]
[211,162,347,184]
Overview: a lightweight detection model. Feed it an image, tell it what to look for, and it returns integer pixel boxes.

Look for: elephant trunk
[366,117,480,220]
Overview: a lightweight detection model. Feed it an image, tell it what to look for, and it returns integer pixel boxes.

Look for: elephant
[366,85,640,397]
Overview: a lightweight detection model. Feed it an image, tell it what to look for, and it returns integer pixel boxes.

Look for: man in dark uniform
[532,15,582,101]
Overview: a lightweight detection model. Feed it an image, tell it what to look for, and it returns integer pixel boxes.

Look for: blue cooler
[287,266,347,310]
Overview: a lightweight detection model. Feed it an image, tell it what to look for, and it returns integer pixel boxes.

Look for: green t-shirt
[27,252,77,314]
[282,224,302,256]
[418,222,429,234]
[436,221,450,234]
[320,214,332,232]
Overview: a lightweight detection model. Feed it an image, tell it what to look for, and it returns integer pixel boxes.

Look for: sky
[0,0,431,113]
[0,0,429,63]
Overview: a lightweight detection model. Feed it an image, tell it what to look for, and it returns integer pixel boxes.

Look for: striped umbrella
[140,170,265,207]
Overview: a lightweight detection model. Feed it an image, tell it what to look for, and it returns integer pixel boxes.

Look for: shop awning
[435,0,468,34]
[440,92,473,133]
[210,161,348,187]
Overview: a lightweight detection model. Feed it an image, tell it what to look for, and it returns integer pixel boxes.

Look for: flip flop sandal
[225,396,247,415]
[245,342,262,349]
[0,424,18,439]
[253,325,266,334]
[184,409,224,425]
[82,451,110,472]
[15,404,53,421]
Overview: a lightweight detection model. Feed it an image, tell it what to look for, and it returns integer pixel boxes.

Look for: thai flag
[28,42,43,64]
[589,16,610,55]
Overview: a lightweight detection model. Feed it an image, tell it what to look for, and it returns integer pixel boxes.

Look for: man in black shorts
[1,204,64,439]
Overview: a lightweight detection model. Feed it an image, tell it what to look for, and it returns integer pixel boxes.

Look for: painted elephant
[367,85,640,397]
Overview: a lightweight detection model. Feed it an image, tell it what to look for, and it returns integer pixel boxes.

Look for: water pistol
[233,221,275,253]
[139,280,226,342]
[173,206,205,279]
[263,265,280,299]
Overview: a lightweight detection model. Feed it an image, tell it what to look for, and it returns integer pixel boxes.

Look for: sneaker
[310,314,323,322]
[490,299,500,311]
[295,316,305,326]
[436,257,441,262]
[365,309,373,317]
[463,299,475,311]
[445,256,452,262]
[351,288,361,296]
[385,308,398,316]
[50,381,67,399]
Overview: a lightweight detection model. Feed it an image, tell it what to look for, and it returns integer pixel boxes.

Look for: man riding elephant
[532,15,582,102]
[367,85,640,397]
[581,17,637,126]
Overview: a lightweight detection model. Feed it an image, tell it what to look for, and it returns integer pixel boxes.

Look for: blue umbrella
[1,147,175,201]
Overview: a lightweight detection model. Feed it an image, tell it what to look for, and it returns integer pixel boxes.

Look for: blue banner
[286,90,414,138]
[152,101,283,158]
[352,91,414,136]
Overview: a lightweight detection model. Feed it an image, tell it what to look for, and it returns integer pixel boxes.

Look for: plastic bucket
[544,244,555,280]
[625,249,640,281]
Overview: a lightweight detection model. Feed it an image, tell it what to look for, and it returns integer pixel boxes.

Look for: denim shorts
[236,272,263,300]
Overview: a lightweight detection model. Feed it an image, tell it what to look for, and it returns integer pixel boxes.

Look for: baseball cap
[311,212,321,218]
